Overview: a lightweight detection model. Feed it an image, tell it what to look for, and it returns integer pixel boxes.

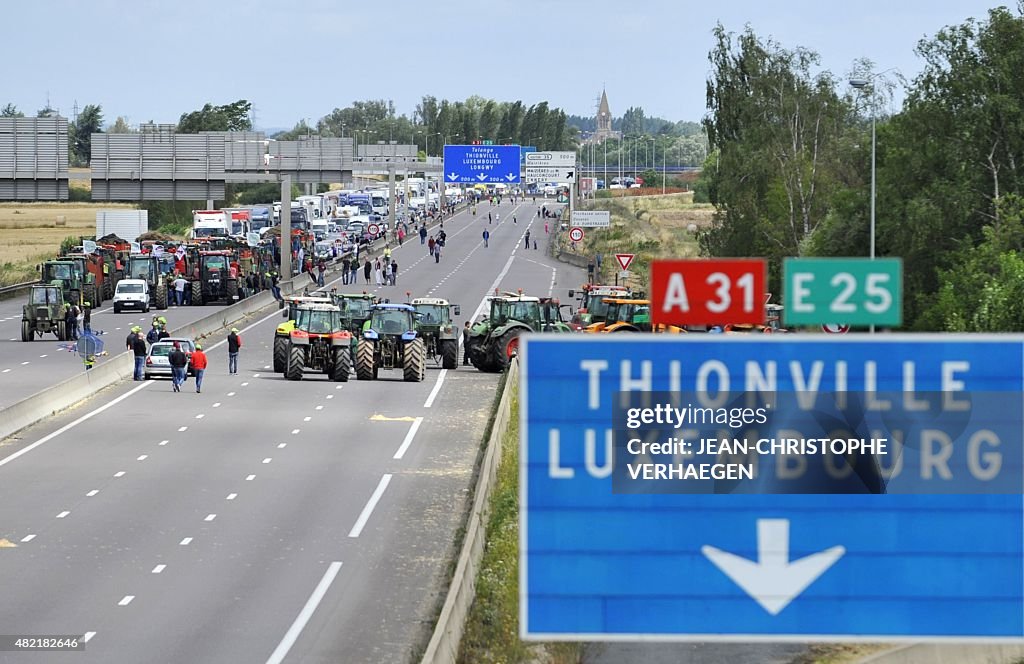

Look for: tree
[621,106,646,136]
[71,104,103,166]
[108,117,133,133]
[177,100,252,133]
[1,104,24,118]
[37,104,57,118]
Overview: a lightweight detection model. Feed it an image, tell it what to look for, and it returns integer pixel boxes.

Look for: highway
[0,198,583,663]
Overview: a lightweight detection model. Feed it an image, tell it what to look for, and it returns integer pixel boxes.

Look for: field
[0,201,137,286]
[555,192,715,291]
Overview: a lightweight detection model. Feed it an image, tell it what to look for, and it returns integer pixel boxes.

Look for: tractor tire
[191,280,203,306]
[21,320,32,342]
[104,279,113,300]
[226,279,239,302]
[154,282,168,310]
[404,338,426,382]
[331,347,351,382]
[440,339,458,370]
[494,329,523,371]
[355,339,376,381]
[57,321,67,341]
[285,344,305,381]
[84,284,97,308]
[273,337,288,373]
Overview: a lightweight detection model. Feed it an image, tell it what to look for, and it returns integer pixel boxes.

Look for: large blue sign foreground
[520,335,1024,641]
[443,144,521,183]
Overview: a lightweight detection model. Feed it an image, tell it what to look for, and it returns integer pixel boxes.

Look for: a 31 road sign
[650,259,767,326]
[521,335,1024,640]
[524,151,576,168]
[443,144,521,184]
[783,258,902,327]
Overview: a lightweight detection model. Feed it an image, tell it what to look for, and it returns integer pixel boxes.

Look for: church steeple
[597,88,611,133]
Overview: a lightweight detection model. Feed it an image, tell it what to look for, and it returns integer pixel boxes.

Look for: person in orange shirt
[191,343,209,394]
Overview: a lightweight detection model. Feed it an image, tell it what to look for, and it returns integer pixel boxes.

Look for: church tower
[597,89,612,135]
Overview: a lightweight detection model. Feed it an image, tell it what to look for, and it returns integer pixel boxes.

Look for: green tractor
[332,292,378,336]
[22,285,68,341]
[354,304,426,382]
[411,297,461,370]
[283,303,353,382]
[273,294,334,372]
[466,292,572,373]
[125,254,170,310]
[40,259,92,308]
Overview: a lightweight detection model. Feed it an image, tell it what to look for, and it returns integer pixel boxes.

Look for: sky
[0,0,1009,131]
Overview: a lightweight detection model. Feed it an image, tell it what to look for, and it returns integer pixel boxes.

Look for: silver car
[144,338,196,379]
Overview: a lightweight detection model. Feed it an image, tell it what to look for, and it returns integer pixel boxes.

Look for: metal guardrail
[0,280,38,298]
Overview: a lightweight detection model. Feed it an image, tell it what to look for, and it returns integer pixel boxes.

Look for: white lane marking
[241,382,249,387]
[20,534,35,542]
[137,455,148,461]
[303,416,311,422]
[263,365,270,370]
[265,561,344,664]
[158,440,168,446]
[325,394,333,400]
[1,369,9,373]
[348,474,392,538]
[226,493,237,500]
[118,595,134,606]
[56,511,70,518]
[177,426,188,432]
[195,413,204,419]
[114,471,125,477]
[179,537,192,546]
[315,405,323,411]
[423,369,447,408]
[246,474,255,481]
[262,458,272,464]
[253,374,260,378]
[83,632,96,643]
[227,392,236,397]
[335,385,342,390]
[291,429,300,435]
[204,514,216,522]
[393,417,424,460]
[152,564,166,574]
[39,354,47,358]
[20,361,29,365]
[213,402,221,408]
[277,443,287,449]
[86,490,99,497]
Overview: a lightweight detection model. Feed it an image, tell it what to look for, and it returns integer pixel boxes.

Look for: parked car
[112,279,151,314]
[144,338,197,379]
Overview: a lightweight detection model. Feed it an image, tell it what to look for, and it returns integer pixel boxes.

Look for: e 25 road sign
[650,259,767,326]
[783,258,902,327]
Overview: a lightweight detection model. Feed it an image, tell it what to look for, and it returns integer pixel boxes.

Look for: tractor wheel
[440,339,458,370]
[355,339,376,380]
[84,284,97,308]
[57,321,67,341]
[191,280,204,306]
[104,279,113,300]
[404,338,426,382]
[21,320,32,342]
[331,347,351,382]
[285,344,304,381]
[495,329,523,371]
[154,282,168,310]
[226,279,239,302]
[273,337,288,373]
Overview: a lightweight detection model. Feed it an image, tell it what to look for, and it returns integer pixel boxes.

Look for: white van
[113,279,151,314]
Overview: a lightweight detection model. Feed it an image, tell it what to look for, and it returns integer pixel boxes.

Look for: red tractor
[184,247,240,305]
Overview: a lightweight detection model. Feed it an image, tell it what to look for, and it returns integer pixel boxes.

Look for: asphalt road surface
[0,198,582,663]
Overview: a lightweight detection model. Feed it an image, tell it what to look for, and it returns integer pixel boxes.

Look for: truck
[296,195,326,221]
[96,210,148,244]
[250,207,271,231]
[369,191,389,217]
[222,208,252,236]
[191,210,229,239]
[346,193,373,216]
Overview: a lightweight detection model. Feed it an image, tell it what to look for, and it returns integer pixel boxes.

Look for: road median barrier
[419,359,519,664]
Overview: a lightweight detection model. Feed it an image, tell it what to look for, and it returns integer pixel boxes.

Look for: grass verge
[457,380,582,664]
[791,644,894,663]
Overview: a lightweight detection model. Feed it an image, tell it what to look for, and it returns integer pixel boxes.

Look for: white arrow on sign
[447,172,459,181]
[702,519,845,616]
[506,173,517,181]
[477,173,488,181]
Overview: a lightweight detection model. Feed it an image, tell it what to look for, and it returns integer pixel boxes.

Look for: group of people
[427,229,447,263]
[63,301,91,340]
[121,317,242,392]
[368,256,399,286]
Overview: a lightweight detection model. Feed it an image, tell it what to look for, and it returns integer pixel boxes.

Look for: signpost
[521,335,1024,641]
[525,151,576,168]
[568,227,585,243]
[783,258,902,327]
[525,168,575,183]
[572,211,610,228]
[443,144,521,184]
[650,259,767,326]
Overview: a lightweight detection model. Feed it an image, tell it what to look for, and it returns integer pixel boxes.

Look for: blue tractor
[355,303,426,382]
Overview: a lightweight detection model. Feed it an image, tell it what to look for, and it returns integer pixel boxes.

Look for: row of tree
[697,6,1024,331]
[1,102,111,167]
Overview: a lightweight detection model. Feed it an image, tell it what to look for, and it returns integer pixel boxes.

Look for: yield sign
[614,253,635,271]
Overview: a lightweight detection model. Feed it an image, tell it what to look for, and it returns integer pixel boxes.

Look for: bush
[595,189,612,199]
[68,187,91,202]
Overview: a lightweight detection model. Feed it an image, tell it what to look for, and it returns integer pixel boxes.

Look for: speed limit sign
[367,223,381,236]
[822,323,851,334]
[568,227,585,242]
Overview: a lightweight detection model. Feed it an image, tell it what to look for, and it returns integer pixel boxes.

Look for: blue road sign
[443,144,521,184]
[521,145,537,165]
[521,335,1024,641]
